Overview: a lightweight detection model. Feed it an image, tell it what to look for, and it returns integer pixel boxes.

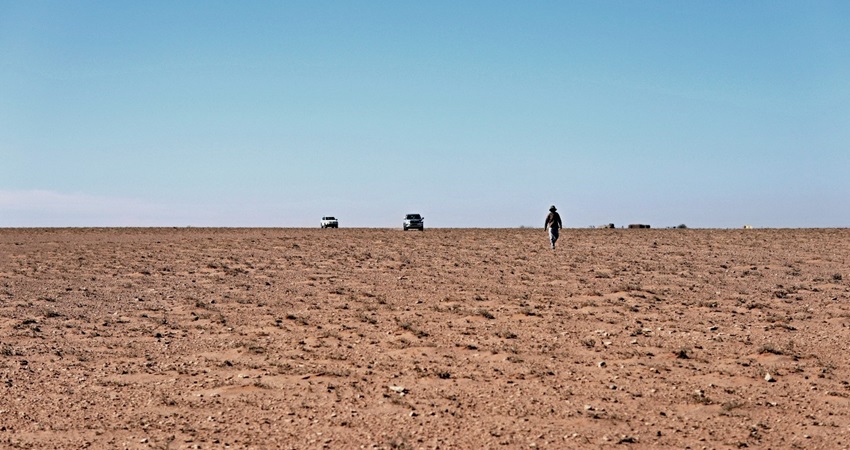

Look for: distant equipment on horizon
[628,224,651,229]
[403,213,425,231]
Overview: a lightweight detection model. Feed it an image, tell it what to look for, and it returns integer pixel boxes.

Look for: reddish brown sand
[1,228,849,449]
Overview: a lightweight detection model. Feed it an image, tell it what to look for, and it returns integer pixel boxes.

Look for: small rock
[617,435,638,444]
[597,361,607,368]
[389,385,408,396]
[765,373,776,382]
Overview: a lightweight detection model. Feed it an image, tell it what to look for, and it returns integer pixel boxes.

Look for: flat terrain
[1,228,849,449]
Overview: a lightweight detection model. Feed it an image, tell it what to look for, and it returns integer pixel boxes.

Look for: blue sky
[2,1,848,228]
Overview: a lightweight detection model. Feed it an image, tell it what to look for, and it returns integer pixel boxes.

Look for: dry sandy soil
[1,228,849,449]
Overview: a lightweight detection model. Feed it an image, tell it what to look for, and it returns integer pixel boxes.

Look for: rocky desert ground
[1,227,849,449]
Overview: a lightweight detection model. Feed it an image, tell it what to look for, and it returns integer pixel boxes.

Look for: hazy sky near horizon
[2,1,848,228]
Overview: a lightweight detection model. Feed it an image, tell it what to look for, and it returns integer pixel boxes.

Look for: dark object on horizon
[403,213,424,231]
[320,217,338,228]
[628,224,651,229]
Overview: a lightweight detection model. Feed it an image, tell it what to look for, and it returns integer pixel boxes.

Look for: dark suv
[403,214,424,231]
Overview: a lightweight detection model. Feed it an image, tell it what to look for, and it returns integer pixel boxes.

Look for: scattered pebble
[765,373,776,382]
[389,385,408,396]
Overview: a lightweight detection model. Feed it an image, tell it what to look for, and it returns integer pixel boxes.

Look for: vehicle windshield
[323,217,336,220]
[406,214,421,219]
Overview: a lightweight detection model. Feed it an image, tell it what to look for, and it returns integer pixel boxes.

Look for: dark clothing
[548,226,560,249]
[545,211,562,230]
[545,210,563,249]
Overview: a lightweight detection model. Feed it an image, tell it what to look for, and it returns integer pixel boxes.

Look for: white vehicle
[403,213,424,231]
[320,216,338,228]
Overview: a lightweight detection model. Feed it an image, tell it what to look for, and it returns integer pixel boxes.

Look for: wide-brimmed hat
[549,205,557,211]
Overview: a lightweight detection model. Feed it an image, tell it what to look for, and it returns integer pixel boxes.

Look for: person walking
[544,205,563,250]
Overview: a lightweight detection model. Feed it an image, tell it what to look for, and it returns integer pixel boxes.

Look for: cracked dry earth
[1,228,849,449]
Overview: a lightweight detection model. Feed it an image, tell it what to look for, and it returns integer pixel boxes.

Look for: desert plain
[1,227,849,449]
